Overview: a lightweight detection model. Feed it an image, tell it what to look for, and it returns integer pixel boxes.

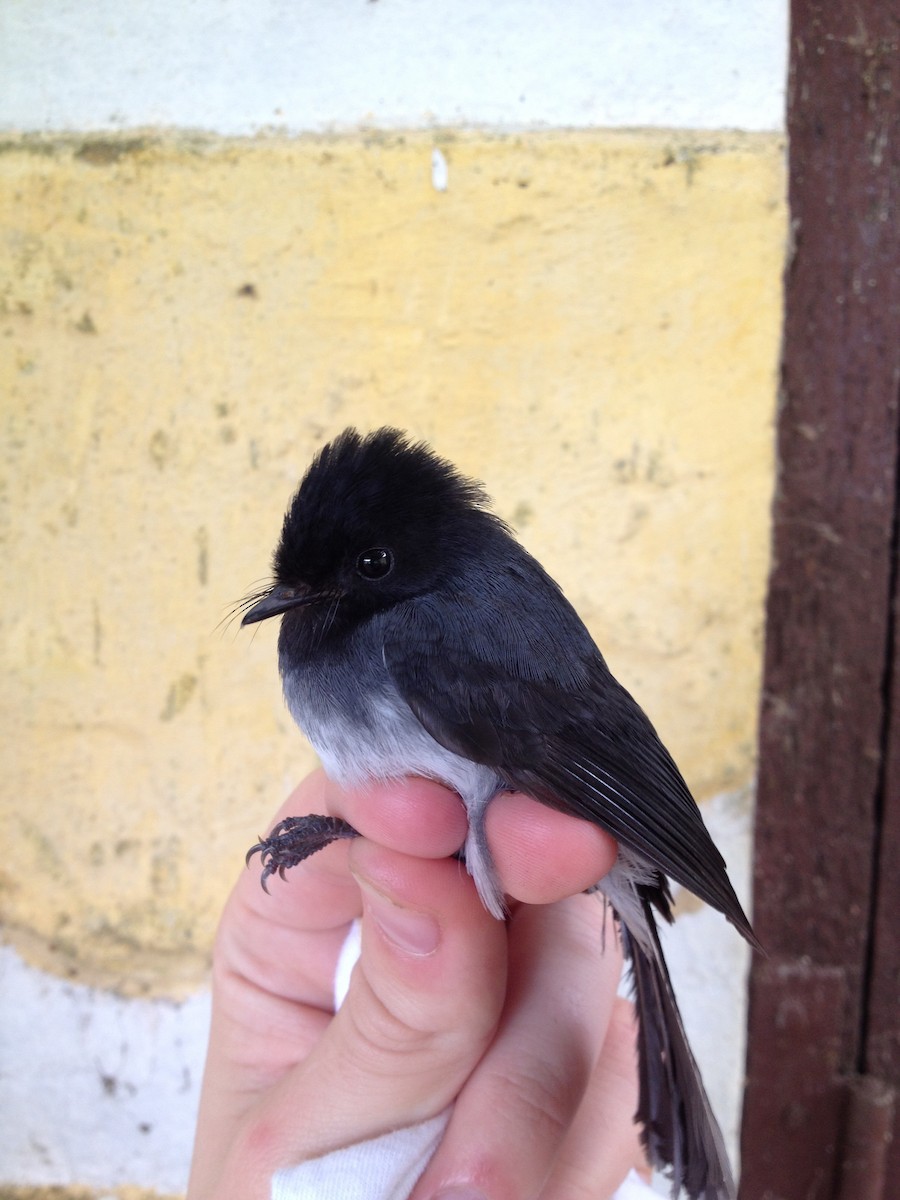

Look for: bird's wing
[383,590,754,942]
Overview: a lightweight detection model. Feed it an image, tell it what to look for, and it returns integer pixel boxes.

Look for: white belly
[283,665,508,916]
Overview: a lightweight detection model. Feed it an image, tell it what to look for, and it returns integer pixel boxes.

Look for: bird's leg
[246,814,360,892]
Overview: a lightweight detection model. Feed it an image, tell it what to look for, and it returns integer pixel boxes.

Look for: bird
[241,426,757,1200]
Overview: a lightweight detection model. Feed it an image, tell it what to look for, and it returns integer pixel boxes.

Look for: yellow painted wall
[1,130,785,994]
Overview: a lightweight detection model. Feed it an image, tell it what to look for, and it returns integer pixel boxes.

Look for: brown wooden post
[739,1,900,1198]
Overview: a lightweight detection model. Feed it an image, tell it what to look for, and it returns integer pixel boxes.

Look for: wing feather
[384,580,755,943]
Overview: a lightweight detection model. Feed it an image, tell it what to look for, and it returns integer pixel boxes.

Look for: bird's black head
[241,427,505,638]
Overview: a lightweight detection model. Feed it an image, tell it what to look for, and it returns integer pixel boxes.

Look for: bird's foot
[246,814,360,892]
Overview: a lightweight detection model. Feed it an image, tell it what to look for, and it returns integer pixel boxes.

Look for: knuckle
[347,984,435,1065]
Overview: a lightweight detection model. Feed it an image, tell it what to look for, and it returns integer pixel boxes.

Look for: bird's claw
[246,813,360,891]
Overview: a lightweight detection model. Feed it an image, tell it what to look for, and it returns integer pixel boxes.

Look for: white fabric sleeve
[271,1111,452,1200]
[272,922,661,1200]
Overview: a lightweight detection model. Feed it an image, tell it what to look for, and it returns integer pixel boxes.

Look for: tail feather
[622,905,736,1200]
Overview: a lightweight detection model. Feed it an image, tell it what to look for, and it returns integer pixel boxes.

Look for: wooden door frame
[739,3,899,1198]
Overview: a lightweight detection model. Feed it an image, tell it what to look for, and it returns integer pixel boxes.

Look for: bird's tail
[621,902,736,1200]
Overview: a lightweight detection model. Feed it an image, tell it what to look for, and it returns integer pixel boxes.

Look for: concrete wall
[0,3,787,1196]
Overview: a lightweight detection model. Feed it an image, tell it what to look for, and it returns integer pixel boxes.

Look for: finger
[193,776,500,1200]
[229,770,360,1015]
[411,892,621,1200]
[540,997,647,1198]
[240,773,470,929]
[245,779,617,916]
[235,773,471,1009]
[329,774,470,859]
[486,791,618,904]
[225,839,508,1184]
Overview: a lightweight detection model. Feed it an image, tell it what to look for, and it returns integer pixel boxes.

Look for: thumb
[250,840,508,1170]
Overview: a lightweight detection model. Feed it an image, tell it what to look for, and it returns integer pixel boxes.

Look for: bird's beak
[241,583,325,626]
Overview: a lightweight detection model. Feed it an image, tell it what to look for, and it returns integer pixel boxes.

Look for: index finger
[233,772,473,1010]
[240,771,471,930]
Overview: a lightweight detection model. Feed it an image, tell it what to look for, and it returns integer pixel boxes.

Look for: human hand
[187,770,649,1199]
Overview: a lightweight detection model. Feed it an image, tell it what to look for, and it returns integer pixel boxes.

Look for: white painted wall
[0,946,208,1192]
[1,0,787,134]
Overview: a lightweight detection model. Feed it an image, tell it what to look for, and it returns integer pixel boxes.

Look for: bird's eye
[356,547,394,580]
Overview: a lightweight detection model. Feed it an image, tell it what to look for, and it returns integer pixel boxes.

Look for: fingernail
[358,880,441,956]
